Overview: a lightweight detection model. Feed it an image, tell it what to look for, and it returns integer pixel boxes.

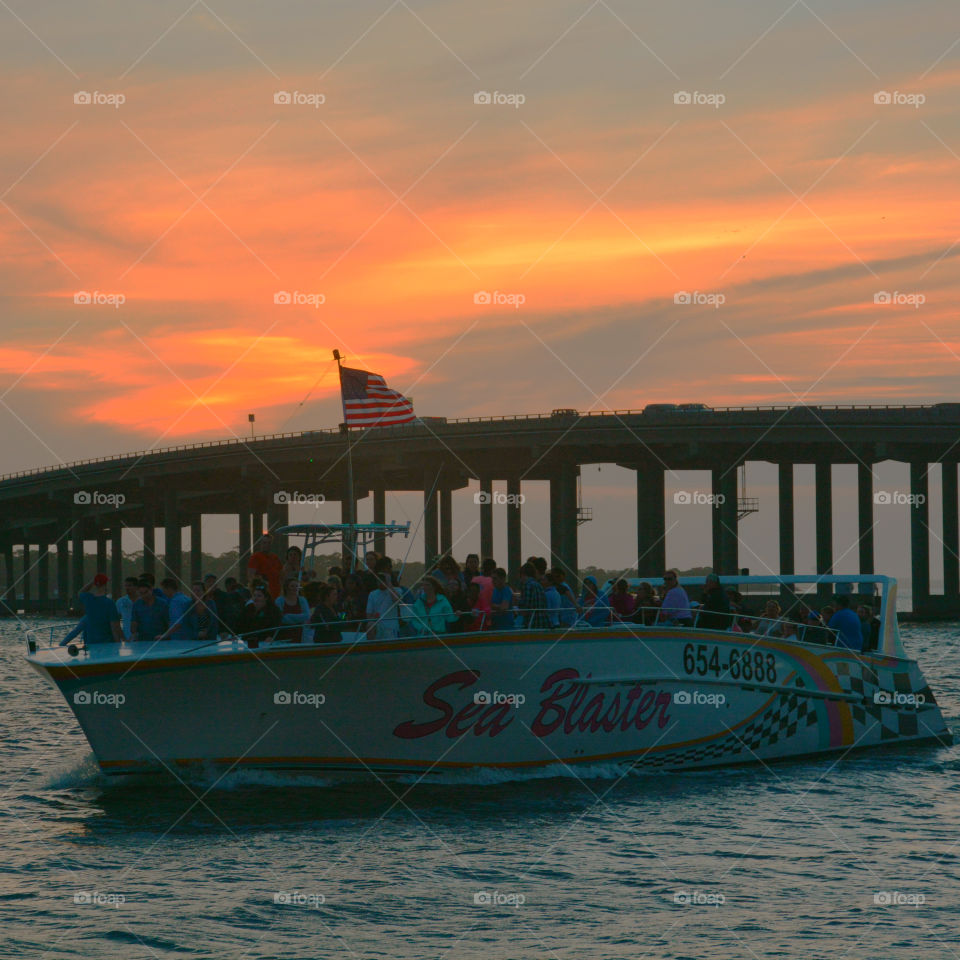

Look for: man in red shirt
[247,534,284,599]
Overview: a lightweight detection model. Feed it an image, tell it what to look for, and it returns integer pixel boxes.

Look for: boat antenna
[333,349,358,572]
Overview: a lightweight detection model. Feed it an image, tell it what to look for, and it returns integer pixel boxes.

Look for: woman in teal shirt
[404,577,459,636]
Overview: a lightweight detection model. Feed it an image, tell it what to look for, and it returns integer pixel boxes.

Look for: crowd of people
[64,537,881,653]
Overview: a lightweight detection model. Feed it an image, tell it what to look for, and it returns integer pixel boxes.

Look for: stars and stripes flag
[338,365,416,428]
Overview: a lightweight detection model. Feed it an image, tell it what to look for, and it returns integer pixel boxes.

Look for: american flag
[339,365,415,428]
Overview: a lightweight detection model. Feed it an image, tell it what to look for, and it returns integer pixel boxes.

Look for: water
[4,619,960,959]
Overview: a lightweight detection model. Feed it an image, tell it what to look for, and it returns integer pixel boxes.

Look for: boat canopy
[276,522,411,573]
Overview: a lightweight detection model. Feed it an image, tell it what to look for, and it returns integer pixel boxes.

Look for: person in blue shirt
[490,567,515,630]
[75,574,122,644]
[578,576,612,627]
[828,595,863,651]
[131,580,169,643]
[159,578,196,642]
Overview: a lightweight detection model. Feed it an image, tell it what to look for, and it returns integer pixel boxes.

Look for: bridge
[1,401,959,616]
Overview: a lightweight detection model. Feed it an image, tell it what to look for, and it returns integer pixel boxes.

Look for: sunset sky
[2,1,958,572]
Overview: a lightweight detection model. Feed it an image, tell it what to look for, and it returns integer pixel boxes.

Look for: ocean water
[4,619,960,960]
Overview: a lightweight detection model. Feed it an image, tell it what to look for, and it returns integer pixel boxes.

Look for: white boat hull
[28,627,951,776]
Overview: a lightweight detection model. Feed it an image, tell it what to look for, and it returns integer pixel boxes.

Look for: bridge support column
[163,488,181,583]
[911,462,930,611]
[636,460,665,576]
[37,543,50,609]
[2,544,13,611]
[267,498,288,556]
[439,489,453,557]
[142,499,157,578]
[190,516,203,584]
[857,463,875,577]
[111,525,123,596]
[506,477,522,582]
[712,465,738,574]
[373,485,386,555]
[423,474,439,569]
[550,461,578,586]
[56,536,69,608]
[479,477,493,561]
[96,532,108,576]
[779,463,795,604]
[71,523,84,604]
[815,461,833,600]
[238,497,252,582]
[943,460,959,600]
[21,542,31,609]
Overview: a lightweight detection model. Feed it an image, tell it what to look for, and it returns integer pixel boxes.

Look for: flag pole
[333,350,357,572]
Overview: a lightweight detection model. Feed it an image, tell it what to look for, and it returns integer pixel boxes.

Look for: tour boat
[25,524,952,777]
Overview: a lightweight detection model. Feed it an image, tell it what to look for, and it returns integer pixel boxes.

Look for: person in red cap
[76,575,122,644]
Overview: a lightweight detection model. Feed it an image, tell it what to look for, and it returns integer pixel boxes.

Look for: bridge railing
[0,402,941,483]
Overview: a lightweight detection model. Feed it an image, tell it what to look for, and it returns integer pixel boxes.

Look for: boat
[25,524,952,777]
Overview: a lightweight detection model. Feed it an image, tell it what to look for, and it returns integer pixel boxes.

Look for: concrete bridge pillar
[911,462,930,610]
[163,488,181,583]
[440,489,453,557]
[190,515,203,584]
[857,463,874,577]
[71,523,84,605]
[37,543,50,609]
[2,544,13,611]
[56,536,68,607]
[142,499,157,578]
[712,465,738,575]
[238,496,252,582]
[478,476,493,561]
[96,532,108,576]
[778,462,794,577]
[549,461,578,586]
[506,477,522,582]
[267,498,288,556]
[943,460,959,600]
[111,526,123,595]
[636,460,665,577]
[815,461,833,600]
[423,473,439,568]
[21,542,31,609]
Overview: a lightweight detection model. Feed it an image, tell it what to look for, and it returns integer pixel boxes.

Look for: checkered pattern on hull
[632,658,941,771]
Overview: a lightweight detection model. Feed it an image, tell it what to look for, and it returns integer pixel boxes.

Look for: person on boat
[543,575,561,627]
[856,605,877,651]
[519,563,550,628]
[239,585,281,644]
[365,572,401,641]
[115,576,139,640]
[755,600,783,637]
[247,535,284,599]
[657,570,692,626]
[279,546,302,586]
[405,577,458,635]
[463,553,481,588]
[191,580,219,641]
[138,572,165,601]
[469,558,496,619]
[610,579,636,620]
[548,568,579,628]
[698,573,732,630]
[463,581,488,630]
[578,575,611,626]
[490,568,515,630]
[628,582,659,625]
[274,578,311,642]
[781,618,801,641]
[130,580,169,643]
[339,573,367,632]
[159,578,196,642]
[310,584,346,643]
[828,595,863,651]
[72,574,122,644]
